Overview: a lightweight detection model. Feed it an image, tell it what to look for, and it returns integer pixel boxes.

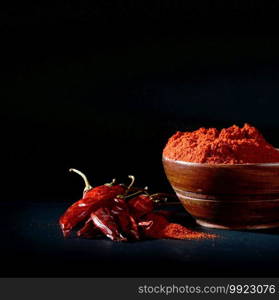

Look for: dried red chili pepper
[77,218,99,239]
[59,169,125,237]
[60,170,217,242]
[128,194,154,219]
[127,192,175,219]
[69,168,117,198]
[138,213,170,239]
[91,207,127,241]
[111,195,140,240]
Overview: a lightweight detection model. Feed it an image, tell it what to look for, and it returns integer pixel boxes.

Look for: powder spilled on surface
[161,223,216,240]
[141,213,216,240]
[163,123,279,164]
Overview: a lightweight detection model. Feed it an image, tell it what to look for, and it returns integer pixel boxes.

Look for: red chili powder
[163,123,279,164]
[141,213,216,240]
[161,223,216,240]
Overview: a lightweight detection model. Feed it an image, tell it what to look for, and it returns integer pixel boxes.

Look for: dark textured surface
[2,200,279,277]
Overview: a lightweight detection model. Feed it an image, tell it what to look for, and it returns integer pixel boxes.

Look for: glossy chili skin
[77,218,99,239]
[91,207,127,241]
[128,194,154,219]
[138,213,169,239]
[111,196,140,240]
[59,184,125,237]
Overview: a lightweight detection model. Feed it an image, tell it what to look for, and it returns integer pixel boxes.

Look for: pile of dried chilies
[59,169,215,241]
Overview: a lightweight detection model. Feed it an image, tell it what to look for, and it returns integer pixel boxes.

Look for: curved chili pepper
[60,169,126,237]
[60,184,125,237]
[60,170,140,238]
[69,168,117,198]
[138,213,169,239]
[128,194,154,219]
[111,196,140,240]
[77,218,99,239]
[91,207,127,241]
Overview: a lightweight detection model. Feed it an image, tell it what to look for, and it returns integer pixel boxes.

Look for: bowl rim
[162,155,279,167]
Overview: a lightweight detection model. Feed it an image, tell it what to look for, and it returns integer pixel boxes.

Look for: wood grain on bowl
[162,156,279,229]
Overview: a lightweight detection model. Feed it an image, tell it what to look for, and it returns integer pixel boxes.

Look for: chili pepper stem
[121,175,136,197]
[123,190,142,199]
[105,178,116,186]
[69,168,93,193]
[127,175,135,190]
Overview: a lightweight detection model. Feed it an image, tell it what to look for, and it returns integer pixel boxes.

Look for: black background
[2,1,279,277]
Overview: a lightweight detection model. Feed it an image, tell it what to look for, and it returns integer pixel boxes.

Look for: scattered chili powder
[161,223,216,240]
[163,123,279,164]
[140,213,216,240]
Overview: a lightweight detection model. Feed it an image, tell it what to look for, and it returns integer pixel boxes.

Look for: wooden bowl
[162,156,279,229]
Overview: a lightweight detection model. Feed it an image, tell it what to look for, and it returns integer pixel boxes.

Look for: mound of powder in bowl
[163,123,279,164]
